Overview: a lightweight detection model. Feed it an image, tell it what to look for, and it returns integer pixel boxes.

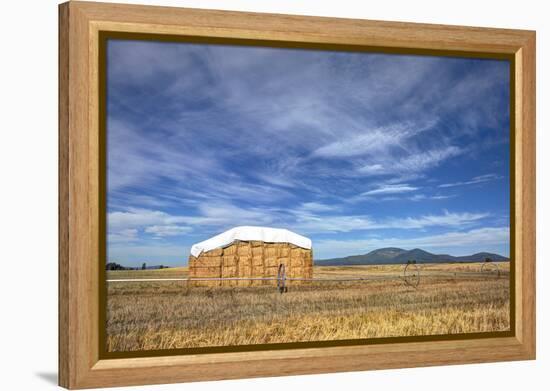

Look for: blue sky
[106,39,510,267]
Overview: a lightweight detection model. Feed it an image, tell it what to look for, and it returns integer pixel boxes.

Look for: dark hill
[316,247,508,266]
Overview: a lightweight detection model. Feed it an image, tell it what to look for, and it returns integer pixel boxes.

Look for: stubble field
[106,262,510,352]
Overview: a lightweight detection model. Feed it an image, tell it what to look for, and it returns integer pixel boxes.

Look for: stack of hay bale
[188,227,313,287]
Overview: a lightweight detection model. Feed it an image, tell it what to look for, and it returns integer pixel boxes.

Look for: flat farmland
[105,262,510,352]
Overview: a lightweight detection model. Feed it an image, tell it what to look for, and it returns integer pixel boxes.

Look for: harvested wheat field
[106,262,510,352]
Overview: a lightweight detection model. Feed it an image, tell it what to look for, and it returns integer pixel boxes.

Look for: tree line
[106,262,169,271]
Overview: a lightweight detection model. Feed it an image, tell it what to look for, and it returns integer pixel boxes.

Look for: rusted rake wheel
[277,263,287,294]
[481,262,500,279]
[403,262,420,288]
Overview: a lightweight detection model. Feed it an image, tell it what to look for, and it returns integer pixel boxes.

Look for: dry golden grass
[106,266,188,279]
[106,262,510,352]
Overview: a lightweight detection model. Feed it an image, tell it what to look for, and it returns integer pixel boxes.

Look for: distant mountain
[316,248,509,266]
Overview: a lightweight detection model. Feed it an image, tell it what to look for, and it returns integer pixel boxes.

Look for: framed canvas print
[58,1,536,389]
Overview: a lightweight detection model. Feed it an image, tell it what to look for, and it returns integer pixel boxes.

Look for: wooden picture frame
[59,1,536,389]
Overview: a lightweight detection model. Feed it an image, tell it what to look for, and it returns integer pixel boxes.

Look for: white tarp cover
[190,226,312,257]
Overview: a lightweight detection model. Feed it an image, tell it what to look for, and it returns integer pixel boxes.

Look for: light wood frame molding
[59,1,536,389]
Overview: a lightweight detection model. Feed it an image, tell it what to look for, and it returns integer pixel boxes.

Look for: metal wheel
[277,263,287,294]
[403,261,420,288]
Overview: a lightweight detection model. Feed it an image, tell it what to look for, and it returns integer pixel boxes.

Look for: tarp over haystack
[188,226,313,287]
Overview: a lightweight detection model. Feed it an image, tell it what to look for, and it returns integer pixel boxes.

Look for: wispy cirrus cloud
[108,208,175,230]
[361,184,419,196]
[299,202,339,212]
[287,208,489,234]
[409,194,455,202]
[145,225,193,237]
[383,210,488,230]
[438,173,503,188]
[108,228,139,243]
[357,146,463,177]
[108,203,275,232]
[312,121,436,158]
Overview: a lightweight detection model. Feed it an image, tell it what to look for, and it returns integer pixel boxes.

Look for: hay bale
[223,245,236,255]
[252,255,264,267]
[279,246,290,257]
[265,257,278,267]
[290,258,304,267]
[237,245,251,257]
[208,248,224,257]
[199,257,222,267]
[264,266,278,276]
[222,255,237,266]
[251,246,263,256]
[193,266,220,277]
[221,265,237,276]
[238,265,251,276]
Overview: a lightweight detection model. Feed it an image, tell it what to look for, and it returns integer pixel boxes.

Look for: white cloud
[409,194,426,201]
[290,209,489,234]
[108,208,172,229]
[144,225,192,237]
[108,203,274,230]
[196,203,275,226]
[107,119,293,206]
[408,194,455,202]
[107,228,139,243]
[431,195,455,200]
[384,210,488,229]
[292,214,375,234]
[358,164,385,175]
[312,121,435,158]
[107,203,277,243]
[438,173,503,188]
[357,146,463,177]
[361,184,418,196]
[299,202,337,212]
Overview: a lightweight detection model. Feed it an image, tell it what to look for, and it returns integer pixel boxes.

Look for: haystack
[188,226,313,287]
